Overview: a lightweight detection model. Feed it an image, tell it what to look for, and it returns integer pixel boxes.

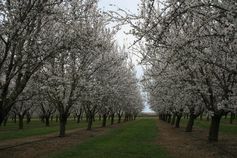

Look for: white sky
[98,0,154,113]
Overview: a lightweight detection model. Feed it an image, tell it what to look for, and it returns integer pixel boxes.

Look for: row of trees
[125,0,237,142]
[0,0,143,137]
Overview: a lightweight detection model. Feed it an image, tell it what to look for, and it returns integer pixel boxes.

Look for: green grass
[48,119,170,158]
[0,119,101,141]
[180,118,237,134]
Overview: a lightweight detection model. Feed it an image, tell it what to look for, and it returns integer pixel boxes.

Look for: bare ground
[0,126,112,158]
[156,120,237,158]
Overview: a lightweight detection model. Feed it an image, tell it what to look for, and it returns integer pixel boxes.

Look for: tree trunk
[207,115,210,121]
[93,115,95,122]
[0,107,11,125]
[86,113,89,122]
[45,116,50,127]
[208,115,221,142]
[124,113,129,122]
[111,113,114,125]
[0,111,6,126]
[186,114,195,132]
[80,113,83,120]
[56,115,58,122]
[118,114,122,123]
[87,114,93,130]
[77,115,81,123]
[171,114,176,125]
[19,115,24,129]
[175,114,182,128]
[224,114,227,119]
[133,114,137,120]
[167,115,171,123]
[230,112,235,124]
[59,114,67,137]
[3,116,8,126]
[102,114,107,127]
[26,114,31,124]
[14,114,17,123]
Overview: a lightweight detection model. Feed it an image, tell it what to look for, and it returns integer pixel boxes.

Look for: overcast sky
[98,0,154,113]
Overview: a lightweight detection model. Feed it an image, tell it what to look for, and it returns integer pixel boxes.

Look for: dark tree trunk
[80,113,83,120]
[87,114,93,130]
[14,114,17,123]
[86,113,89,122]
[102,114,107,127]
[208,115,221,142]
[45,116,50,127]
[167,114,171,123]
[99,115,101,121]
[40,115,45,123]
[171,114,176,125]
[77,115,81,123]
[0,106,12,125]
[124,113,129,122]
[230,112,235,124]
[111,113,114,125]
[26,114,31,124]
[175,114,182,128]
[129,114,133,120]
[93,115,95,122]
[224,113,227,119]
[186,114,195,132]
[3,116,8,126]
[0,110,8,126]
[133,114,137,120]
[59,114,67,137]
[56,115,58,122]
[207,115,210,121]
[19,115,24,129]
[118,114,122,123]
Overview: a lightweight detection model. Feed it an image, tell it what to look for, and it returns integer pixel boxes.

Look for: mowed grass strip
[49,119,170,158]
[0,119,101,141]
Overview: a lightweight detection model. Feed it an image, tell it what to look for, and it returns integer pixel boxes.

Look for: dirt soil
[156,120,237,158]
[0,126,112,158]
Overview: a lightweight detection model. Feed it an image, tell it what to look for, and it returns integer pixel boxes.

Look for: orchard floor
[0,127,108,158]
[156,120,237,158]
[0,118,236,158]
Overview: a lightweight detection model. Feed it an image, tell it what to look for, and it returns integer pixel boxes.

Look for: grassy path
[0,120,101,141]
[48,119,170,158]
